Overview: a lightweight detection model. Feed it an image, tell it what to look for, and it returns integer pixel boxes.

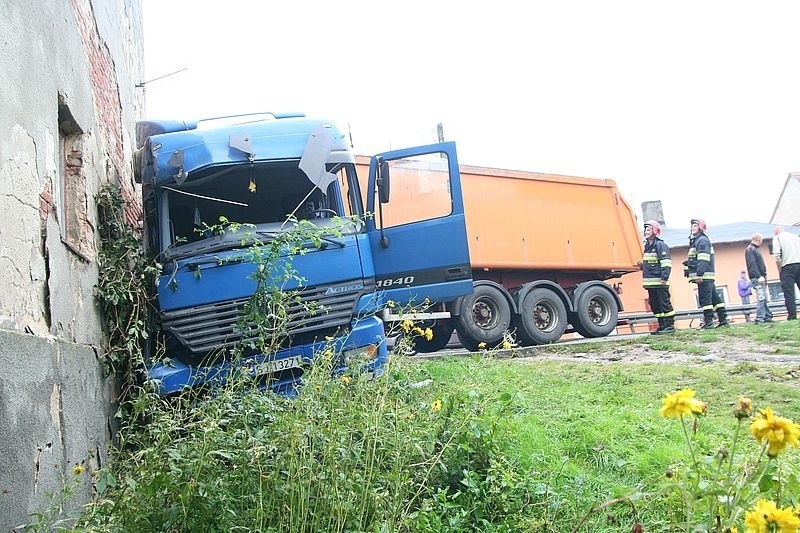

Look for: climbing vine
[95,184,158,390]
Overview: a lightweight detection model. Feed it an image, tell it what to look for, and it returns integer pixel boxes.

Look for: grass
[49,323,800,532]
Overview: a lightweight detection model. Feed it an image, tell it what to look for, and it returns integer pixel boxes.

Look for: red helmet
[690,218,707,232]
[643,220,662,236]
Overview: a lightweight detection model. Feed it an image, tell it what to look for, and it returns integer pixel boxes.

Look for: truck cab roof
[135,113,353,185]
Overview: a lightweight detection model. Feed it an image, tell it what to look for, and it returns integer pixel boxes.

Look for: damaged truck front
[133,112,473,395]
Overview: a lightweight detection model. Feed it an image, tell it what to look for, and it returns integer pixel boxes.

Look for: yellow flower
[744,499,800,532]
[502,340,512,350]
[658,389,707,419]
[735,396,753,420]
[314,385,322,392]
[431,399,443,412]
[749,407,800,457]
[423,328,434,341]
[73,464,84,476]
[478,342,487,349]
[400,319,414,333]
[387,300,395,308]
[341,376,351,385]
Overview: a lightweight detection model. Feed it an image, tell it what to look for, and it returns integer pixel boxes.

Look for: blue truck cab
[133,112,472,395]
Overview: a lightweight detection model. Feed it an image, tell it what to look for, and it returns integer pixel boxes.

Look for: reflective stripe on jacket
[686,232,715,280]
[642,237,672,287]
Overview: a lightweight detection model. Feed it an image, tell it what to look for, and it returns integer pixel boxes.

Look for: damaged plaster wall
[0,0,143,529]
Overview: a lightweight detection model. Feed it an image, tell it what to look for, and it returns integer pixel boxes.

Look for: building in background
[0,1,143,527]
[770,172,800,227]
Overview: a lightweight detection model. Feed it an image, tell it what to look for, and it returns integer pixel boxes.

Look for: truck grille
[161,280,373,354]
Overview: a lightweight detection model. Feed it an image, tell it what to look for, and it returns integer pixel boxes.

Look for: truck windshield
[161,160,361,258]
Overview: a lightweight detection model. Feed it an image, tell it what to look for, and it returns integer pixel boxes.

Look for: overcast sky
[141,1,800,229]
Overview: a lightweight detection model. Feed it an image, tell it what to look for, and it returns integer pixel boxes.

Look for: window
[694,285,729,307]
[57,97,91,259]
[767,280,783,302]
[377,152,453,229]
[768,279,800,302]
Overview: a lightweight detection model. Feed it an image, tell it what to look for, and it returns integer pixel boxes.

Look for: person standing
[772,226,800,321]
[684,218,729,329]
[745,233,773,323]
[642,220,675,334]
[737,269,752,322]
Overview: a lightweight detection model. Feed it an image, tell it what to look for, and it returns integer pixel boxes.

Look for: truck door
[366,141,472,307]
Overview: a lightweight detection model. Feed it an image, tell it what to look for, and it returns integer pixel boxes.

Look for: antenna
[347,122,354,148]
[135,67,188,88]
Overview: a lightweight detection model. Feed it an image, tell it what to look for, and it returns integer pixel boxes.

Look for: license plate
[254,355,302,375]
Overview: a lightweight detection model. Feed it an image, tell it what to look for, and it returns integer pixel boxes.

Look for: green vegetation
[52,334,798,531]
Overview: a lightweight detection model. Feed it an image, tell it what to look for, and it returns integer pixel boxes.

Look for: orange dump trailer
[355,156,643,351]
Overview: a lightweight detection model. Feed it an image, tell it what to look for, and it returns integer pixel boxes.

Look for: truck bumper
[147,315,388,396]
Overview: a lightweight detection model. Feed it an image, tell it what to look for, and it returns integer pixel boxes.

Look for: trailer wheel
[454,285,511,351]
[411,320,454,353]
[516,288,568,345]
[573,285,618,338]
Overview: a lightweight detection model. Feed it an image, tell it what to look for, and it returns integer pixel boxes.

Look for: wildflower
[423,328,433,341]
[387,300,395,308]
[478,342,487,349]
[431,399,443,412]
[658,389,707,419]
[314,385,322,392]
[749,407,800,457]
[73,464,84,476]
[400,319,414,333]
[735,396,753,420]
[341,375,351,385]
[502,340,512,350]
[744,499,800,532]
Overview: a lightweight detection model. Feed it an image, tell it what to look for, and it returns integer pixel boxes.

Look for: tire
[515,288,568,345]
[454,285,512,351]
[411,320,454,353]
[572,285,618,338]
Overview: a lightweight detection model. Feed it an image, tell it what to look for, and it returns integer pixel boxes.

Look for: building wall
[0,0,143,528]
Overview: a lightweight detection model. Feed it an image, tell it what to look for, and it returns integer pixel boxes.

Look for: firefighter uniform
[684,220,728,329]
[642,223,675,334]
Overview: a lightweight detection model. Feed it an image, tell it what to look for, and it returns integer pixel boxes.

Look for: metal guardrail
[618,300,796,331]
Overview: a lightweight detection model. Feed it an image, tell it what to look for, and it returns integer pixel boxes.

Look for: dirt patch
[512,337,800,366]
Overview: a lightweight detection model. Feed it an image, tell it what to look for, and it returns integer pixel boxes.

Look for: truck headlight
[342,344,379,364]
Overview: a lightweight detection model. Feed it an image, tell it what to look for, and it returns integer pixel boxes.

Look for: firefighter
[684,218,729,329]
[642,220,675,334]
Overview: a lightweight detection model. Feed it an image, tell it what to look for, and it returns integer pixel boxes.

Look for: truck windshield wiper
[256,230,345,249]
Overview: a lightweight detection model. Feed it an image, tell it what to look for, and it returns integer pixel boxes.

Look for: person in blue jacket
[684,218,729,329]
[642,220,675,334]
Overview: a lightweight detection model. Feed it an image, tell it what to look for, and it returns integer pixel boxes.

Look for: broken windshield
[160,160,363,259]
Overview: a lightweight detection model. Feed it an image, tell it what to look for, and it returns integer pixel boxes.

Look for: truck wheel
[573,285,618,338]
[411,320,454,353]
[454,285,511,351]
[516,288,568,345]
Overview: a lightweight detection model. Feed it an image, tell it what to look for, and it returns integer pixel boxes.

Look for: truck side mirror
[377,160,390,203]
